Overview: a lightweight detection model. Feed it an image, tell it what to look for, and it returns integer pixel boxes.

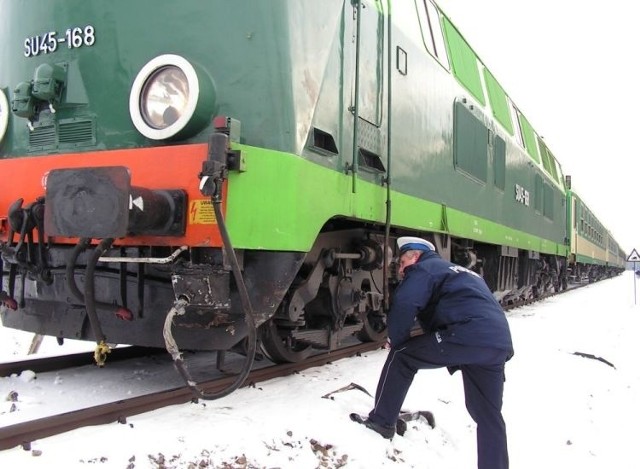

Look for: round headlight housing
[0,88,9,144]
[129,55,216,140]
[140,66,189,129]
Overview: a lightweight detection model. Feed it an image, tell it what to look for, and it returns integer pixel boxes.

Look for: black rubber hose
[83,238,114,344]
[66,237,91,302]
[168,193,257,400]
[67,237,123,315]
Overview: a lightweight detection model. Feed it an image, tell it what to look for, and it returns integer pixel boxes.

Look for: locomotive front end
[0,1,276,361]
[0,0,393,397]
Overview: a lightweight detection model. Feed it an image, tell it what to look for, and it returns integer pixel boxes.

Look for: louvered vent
[59,119,95,145]
[29,124,56,148]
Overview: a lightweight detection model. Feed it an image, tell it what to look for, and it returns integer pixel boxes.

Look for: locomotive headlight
[140,66,189,129]
[129,55,216,140]
[0,88,9,144]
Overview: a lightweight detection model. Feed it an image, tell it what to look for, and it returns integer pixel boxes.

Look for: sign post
[627,248,640,305]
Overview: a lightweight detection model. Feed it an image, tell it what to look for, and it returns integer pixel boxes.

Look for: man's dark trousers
[368,332,510,469]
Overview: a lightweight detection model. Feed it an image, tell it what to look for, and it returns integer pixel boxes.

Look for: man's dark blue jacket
[388,250,513,355]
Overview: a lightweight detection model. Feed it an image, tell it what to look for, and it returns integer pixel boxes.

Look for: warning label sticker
[189,199,217,225]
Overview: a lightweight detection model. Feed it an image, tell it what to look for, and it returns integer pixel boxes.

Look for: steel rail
[0,341,383,451]
[0,277,614,450]
[0,346,161,377]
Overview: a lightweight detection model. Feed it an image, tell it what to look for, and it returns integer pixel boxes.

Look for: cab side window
[417,0,450,69]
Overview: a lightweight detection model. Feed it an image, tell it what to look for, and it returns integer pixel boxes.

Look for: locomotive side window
[425,1,450,69]
[508,100,525,148]
[416,0,450,69]
[554,159,564,188]
[441,16,485,105]
[545,147,558,182]
[415,2,436,56]
[517,112,541,164]
[483,68,514,135]
[538,138,560,184]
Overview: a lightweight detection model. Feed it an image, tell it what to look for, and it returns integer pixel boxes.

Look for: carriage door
[349,0,385,190]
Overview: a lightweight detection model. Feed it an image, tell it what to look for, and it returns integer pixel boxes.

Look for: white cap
[397,236,435,254]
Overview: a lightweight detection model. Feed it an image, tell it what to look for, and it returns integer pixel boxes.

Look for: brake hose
[84,238,114,366]
[163,185,257,400]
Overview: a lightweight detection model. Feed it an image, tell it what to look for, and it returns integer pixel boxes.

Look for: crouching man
[362,237,513,469]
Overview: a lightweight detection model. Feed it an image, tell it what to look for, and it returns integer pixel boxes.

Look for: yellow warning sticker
[189,199,217,225]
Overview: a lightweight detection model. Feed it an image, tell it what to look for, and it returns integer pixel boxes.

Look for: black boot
[363,419,395,439]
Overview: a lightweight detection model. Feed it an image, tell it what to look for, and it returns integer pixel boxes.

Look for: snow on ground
[1,272,639,468]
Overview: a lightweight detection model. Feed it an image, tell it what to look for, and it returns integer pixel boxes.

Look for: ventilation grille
[59,119,95,145]
[28,117,96,151]
[309,128,338,156]
[358,148,385,173]
[29,124,56,148]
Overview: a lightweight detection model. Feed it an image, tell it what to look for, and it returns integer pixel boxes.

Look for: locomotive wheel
[260,319,312,364]
[356,309,387,342]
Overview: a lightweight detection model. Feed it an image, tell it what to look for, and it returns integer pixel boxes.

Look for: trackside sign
[627,249,640,262]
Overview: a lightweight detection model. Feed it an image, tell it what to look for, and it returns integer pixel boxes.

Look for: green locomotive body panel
[0,0,304,153]
[228,143,565,255]
[0,0,567,256]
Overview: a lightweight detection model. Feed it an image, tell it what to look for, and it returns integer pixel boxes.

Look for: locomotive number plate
[515,183,530,207]
[24,25,96,58]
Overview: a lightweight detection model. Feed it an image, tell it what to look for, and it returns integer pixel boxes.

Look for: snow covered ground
[1,271,639,468]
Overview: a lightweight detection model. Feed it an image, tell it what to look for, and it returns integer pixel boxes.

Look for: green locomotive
[0,0,623,391]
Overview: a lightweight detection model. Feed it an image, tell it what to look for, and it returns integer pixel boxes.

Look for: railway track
[0,346,163,377]
[0,277,610,452]
[501,280,594,312]
[0,341,382,451]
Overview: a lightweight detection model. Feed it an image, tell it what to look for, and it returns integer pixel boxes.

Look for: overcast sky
[435,0,640,253]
